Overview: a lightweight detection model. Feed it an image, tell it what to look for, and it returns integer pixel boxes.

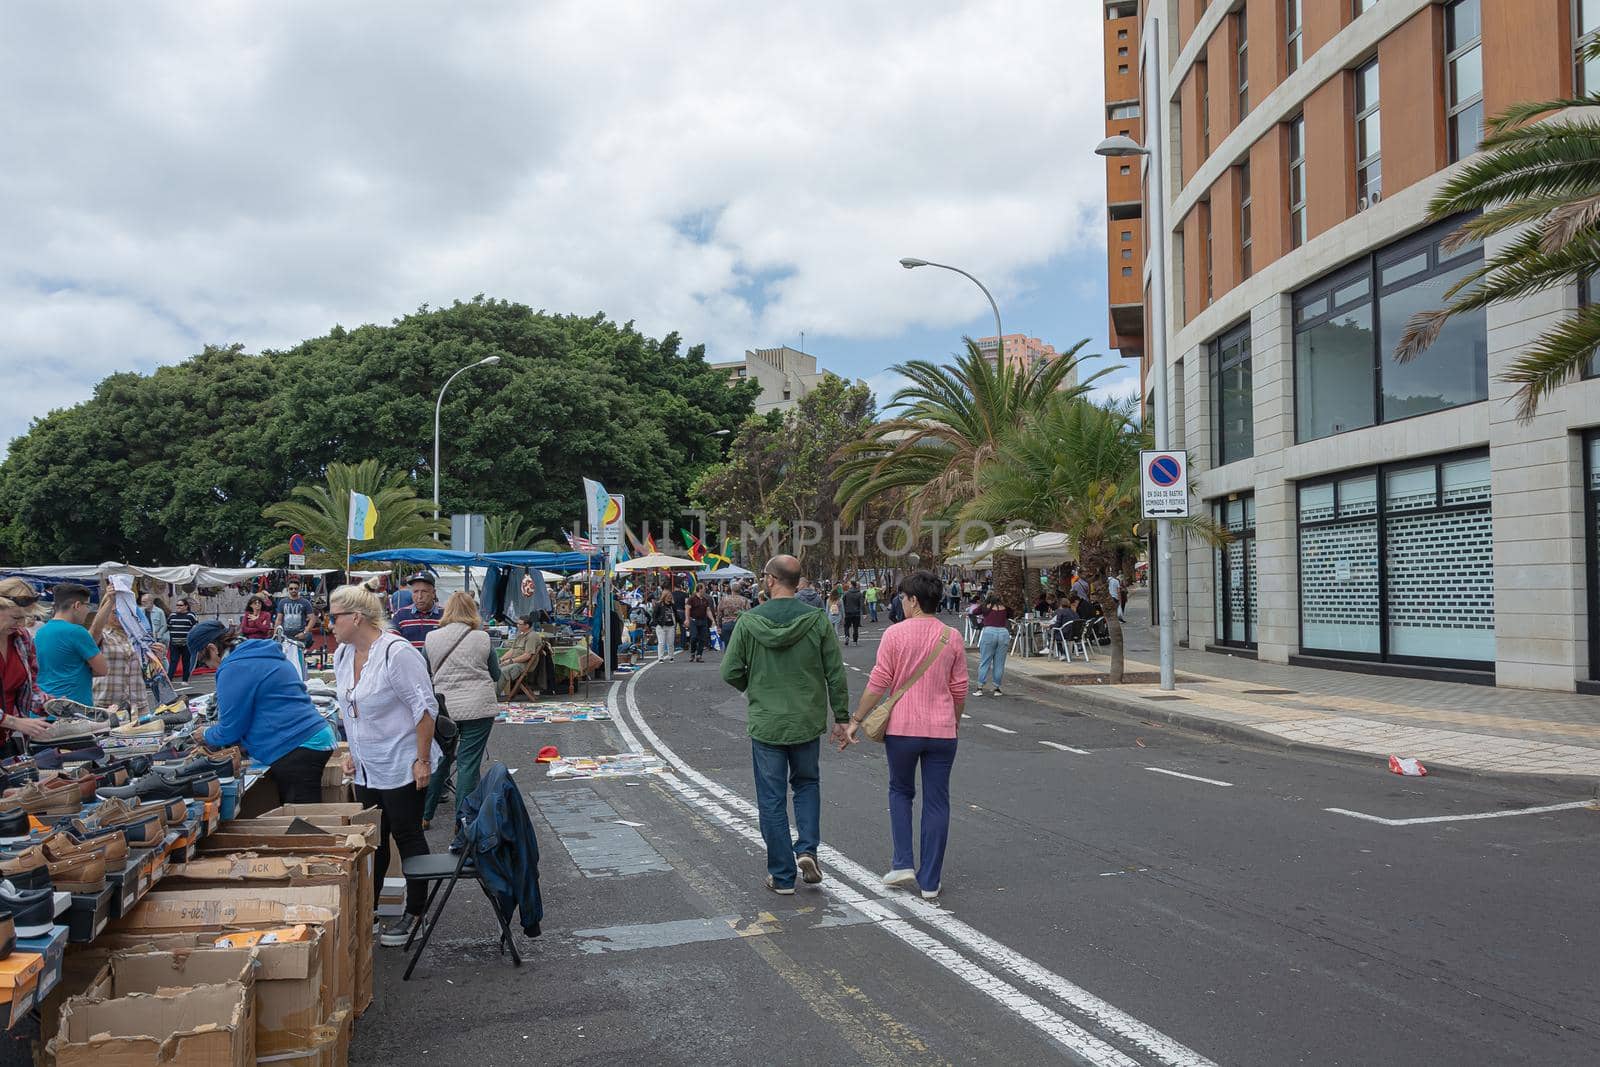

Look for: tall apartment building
[1103,0,1600,692]
[711,346,855,414]
[973,334,1081,388]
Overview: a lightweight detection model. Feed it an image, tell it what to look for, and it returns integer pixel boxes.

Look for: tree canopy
[0,298,757,564]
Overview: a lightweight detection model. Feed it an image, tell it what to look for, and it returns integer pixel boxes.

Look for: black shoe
[96,768,215,803]
[379,913,422,947]
[0,882,54,938]
[0,809,28,841]
[161,755,235,781]
[0,911,14,959]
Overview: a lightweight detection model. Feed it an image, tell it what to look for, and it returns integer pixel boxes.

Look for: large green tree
[0,299,757,564]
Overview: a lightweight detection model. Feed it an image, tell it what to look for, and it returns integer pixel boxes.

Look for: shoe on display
[58,745,107,767]
[46,851,106,894]
[881,868,917,889]
[35,719,109,745]
[796,853,823,885]
[5,781,81,816]
[62,825,128,864]
[378,913,422,948]
[42,698,117,723]
[0,847,50,892]
[0,881,55,937]
[0,911,13,960]
[110,719,164,739]
[0,808,29,841]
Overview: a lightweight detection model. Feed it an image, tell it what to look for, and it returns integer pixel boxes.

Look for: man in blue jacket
[190,621,337,804]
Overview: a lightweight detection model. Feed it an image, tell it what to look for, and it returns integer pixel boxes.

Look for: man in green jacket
[720,554,849,895]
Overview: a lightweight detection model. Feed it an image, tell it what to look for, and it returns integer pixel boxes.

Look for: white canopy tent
[9,562,277,588]
[614,552,701,572]
[946,530,1075,569]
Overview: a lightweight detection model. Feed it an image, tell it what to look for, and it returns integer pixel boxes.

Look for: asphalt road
[350,618,1600,1066]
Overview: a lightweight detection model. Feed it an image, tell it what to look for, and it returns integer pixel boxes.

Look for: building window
[1110,103,1142,119]
[1446,0,1483,162]
[1286,0,1303,73]
[1354,59,1381,209]
[1210,320,1254,465]
[1353,0,1378,14]
[1239,162,1253,279]
[1202,199,1214,304]
[1123,266,1134,276]
[1292,216,1488,442]
[1214,495,1257,648]
[1118,64,1130,74]
[1298,451,1494,667]
[1199,62,1211,157]
[1582,274,1600,377]
[1585,433,1600,679]
[1288,114,1306,248]
[1236,8,1250,118]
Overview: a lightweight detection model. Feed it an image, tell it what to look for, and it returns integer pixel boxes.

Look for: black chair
[401,823,523,981]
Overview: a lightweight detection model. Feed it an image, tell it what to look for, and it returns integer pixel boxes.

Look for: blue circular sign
[1148,455,1181,487]
[289,533,306,554]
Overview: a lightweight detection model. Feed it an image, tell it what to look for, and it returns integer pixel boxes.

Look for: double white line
[609,665,1215,1067]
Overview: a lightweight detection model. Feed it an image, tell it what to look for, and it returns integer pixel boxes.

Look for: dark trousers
[169,644,192,682]
[884,735,958,892]
[423,718,494,822]
[268,745,332,805]
[355,780,431,915]
[843,614,861,643]
[689,618,711,657]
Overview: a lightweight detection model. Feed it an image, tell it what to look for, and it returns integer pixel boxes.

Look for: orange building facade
[1101,0,1600,693]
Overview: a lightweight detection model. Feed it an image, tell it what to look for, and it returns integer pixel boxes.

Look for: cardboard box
[90,924,331,1055]
[0,952,43,1027]
[262,1006,351,1067]
[50,983,253,1067]
[93,946,256,999]
[118,887,350,1018]
[16,923,67,1002]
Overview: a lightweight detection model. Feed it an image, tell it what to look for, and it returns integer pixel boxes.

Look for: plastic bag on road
[1388,755,1428,777]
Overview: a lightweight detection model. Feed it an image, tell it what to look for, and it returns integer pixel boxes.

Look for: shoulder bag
[859,627,951,743]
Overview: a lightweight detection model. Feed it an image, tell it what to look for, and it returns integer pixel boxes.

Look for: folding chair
[503,661,538,703]
[401,827,523,981]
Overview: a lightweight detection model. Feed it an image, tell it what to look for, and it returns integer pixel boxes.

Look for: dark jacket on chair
[452,762,543,936]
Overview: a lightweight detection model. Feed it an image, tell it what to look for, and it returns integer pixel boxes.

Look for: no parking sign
[1140,450,1190,518]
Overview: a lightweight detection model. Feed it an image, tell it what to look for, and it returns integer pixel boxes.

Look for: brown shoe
[48,852,105,893]
[0,912,14,960]
[0,845,48,882]
[5,781,80,816]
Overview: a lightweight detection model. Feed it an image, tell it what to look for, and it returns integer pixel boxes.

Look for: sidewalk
[995,592,1600,791]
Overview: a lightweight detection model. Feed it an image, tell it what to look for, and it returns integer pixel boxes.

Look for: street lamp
[433,355,502,539]
[899,257,1005,361]
[1095,17,1175,692]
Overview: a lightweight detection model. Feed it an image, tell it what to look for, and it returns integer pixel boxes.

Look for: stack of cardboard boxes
[40,803,377,1066]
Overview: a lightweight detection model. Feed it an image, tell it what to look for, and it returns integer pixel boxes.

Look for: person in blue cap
[190,620,337,803]
[389,573,442,649]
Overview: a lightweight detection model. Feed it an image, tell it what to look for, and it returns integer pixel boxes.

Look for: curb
[1004,667,1600,800]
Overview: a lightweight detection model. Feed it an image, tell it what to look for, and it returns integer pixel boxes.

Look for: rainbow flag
[348,492,379,541]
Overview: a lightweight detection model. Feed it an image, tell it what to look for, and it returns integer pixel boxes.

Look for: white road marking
[1323,800,1598,826]
[981,723,1017,735]
[1145,767,1234,788]
[616,664,1217,1067]
[1040,741,1091,755]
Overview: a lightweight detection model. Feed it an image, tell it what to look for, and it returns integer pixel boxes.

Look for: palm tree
[1396,51,1600,419]
[260,459,446,569]
[484,514,534,553]
[961,396,1223,682]
[836,338,1106,612]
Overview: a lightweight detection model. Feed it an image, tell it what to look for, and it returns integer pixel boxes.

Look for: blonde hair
[439,591,481,630]
[329,584,386,626]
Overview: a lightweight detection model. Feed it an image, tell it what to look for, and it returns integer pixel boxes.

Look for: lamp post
[899,257,1005,362]
[432,355,502,540]
[1096,13,1174,691]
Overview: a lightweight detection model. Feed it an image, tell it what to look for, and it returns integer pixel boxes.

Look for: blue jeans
[885,735,957,891]
[977,626,1010,688]
[751,738,821,888]
[868,602,878,622]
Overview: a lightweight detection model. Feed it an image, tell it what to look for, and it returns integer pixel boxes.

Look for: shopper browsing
[422,592,500,829]
[389,572,442,649]
[191,620,337,804]
[331,584,442,947]
[0,594,51,742]
[33,584,112,706]
[274,579,316,642]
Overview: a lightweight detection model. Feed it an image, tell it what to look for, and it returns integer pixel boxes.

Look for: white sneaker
[970,689,982,698]
[992,688,1004,697]
[881,868,917,888]
[921,886,941,900]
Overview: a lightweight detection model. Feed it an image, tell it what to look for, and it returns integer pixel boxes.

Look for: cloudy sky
[1,0,1132,454]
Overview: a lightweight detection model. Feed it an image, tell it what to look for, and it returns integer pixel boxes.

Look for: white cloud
[0,0,1108,452]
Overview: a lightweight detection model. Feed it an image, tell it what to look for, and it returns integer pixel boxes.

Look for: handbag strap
[429,627,472,678]
[880,627,951,710]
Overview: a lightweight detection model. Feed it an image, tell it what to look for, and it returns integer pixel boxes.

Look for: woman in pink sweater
[842,571,968,899]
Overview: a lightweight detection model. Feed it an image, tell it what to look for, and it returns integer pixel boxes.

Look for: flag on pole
[348,492,379,541]
[645,531,658,555]
[565,529,597,553]
[680,529,706,564]
[705,537,733,571]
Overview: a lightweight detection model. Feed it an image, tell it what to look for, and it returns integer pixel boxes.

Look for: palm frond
[1500,304,1600,420]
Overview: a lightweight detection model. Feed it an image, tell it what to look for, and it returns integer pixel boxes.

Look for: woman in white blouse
[331,584,442,947]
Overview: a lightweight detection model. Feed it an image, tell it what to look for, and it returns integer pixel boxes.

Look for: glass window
[1211,322,1254,466]
[1339,475,1379,517]
[1203,200,1214,304]
[1586,432,1600,678]
[1237,9,1250,118]
[1299,483,1335,522]
[1385,465,1438,512]
[1447,0,1484,162]
[1239,163,1253,279]
[1288,115,1306,248]
[1442,455,1492,505]
[1286,0,1303,73]
[1355,59,1381,208]
[1295,302,1376,440]
[1200,62,1211,156]
[1379,259,1489,422]
[1579,0,1600,94]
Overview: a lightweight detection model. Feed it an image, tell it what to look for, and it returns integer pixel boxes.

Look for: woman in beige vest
[422,592,500,827]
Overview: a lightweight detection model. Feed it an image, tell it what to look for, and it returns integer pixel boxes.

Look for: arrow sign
[1140,450,1190,518]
